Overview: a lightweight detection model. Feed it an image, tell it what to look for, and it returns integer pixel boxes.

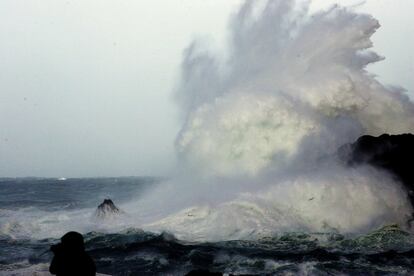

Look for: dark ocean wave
[1,178,414,275]
[2,224,414,275]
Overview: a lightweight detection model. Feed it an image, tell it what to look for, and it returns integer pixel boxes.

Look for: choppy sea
[1,177,414,275]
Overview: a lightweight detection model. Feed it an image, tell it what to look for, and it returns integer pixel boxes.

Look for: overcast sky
[0,0,413,177]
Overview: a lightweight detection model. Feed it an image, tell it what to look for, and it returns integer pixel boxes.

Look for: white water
[144,0,414,241]
[175,0,414,177]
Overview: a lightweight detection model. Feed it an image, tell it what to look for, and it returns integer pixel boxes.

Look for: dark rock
[339,133,414,207]
[185,269,222,276]
[95,198,123,219]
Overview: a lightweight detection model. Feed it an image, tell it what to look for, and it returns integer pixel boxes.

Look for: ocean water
[1,177,414,276]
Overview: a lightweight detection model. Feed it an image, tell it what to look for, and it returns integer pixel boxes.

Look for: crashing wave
[142,0,414,240]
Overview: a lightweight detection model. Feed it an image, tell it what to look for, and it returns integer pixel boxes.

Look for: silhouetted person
[49,231,96,276]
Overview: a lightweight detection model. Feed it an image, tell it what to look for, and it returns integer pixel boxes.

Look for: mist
[0,0,240,177]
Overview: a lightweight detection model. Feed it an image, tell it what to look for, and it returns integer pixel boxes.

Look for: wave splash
[176,0,414,176]
[147,0,414,240]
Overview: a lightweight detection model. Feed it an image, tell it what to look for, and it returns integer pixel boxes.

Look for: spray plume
[143,0,414,241]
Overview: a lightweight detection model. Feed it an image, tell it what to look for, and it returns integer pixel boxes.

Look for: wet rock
[95,199,123,219]
[339,133,414,207]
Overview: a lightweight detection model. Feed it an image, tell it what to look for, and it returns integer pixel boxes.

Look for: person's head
[61,231,85,251]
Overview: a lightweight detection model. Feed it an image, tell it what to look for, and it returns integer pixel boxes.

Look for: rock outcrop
[339,133,414,206]
[95,199,123,219]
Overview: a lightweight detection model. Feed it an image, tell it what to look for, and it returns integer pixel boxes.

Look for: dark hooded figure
[49,231,96,276]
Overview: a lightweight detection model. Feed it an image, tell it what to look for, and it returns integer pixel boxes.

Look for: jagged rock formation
[339,133,414,206]
[95,199,123,219]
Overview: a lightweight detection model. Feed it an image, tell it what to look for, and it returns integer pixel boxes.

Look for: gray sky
[0,0,413,177]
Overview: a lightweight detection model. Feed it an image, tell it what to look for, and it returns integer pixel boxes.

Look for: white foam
[176,0,414,176]
[150,0,414,241]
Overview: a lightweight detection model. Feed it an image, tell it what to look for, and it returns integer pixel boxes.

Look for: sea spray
[142,0,414,240]
[175,0,414,176]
